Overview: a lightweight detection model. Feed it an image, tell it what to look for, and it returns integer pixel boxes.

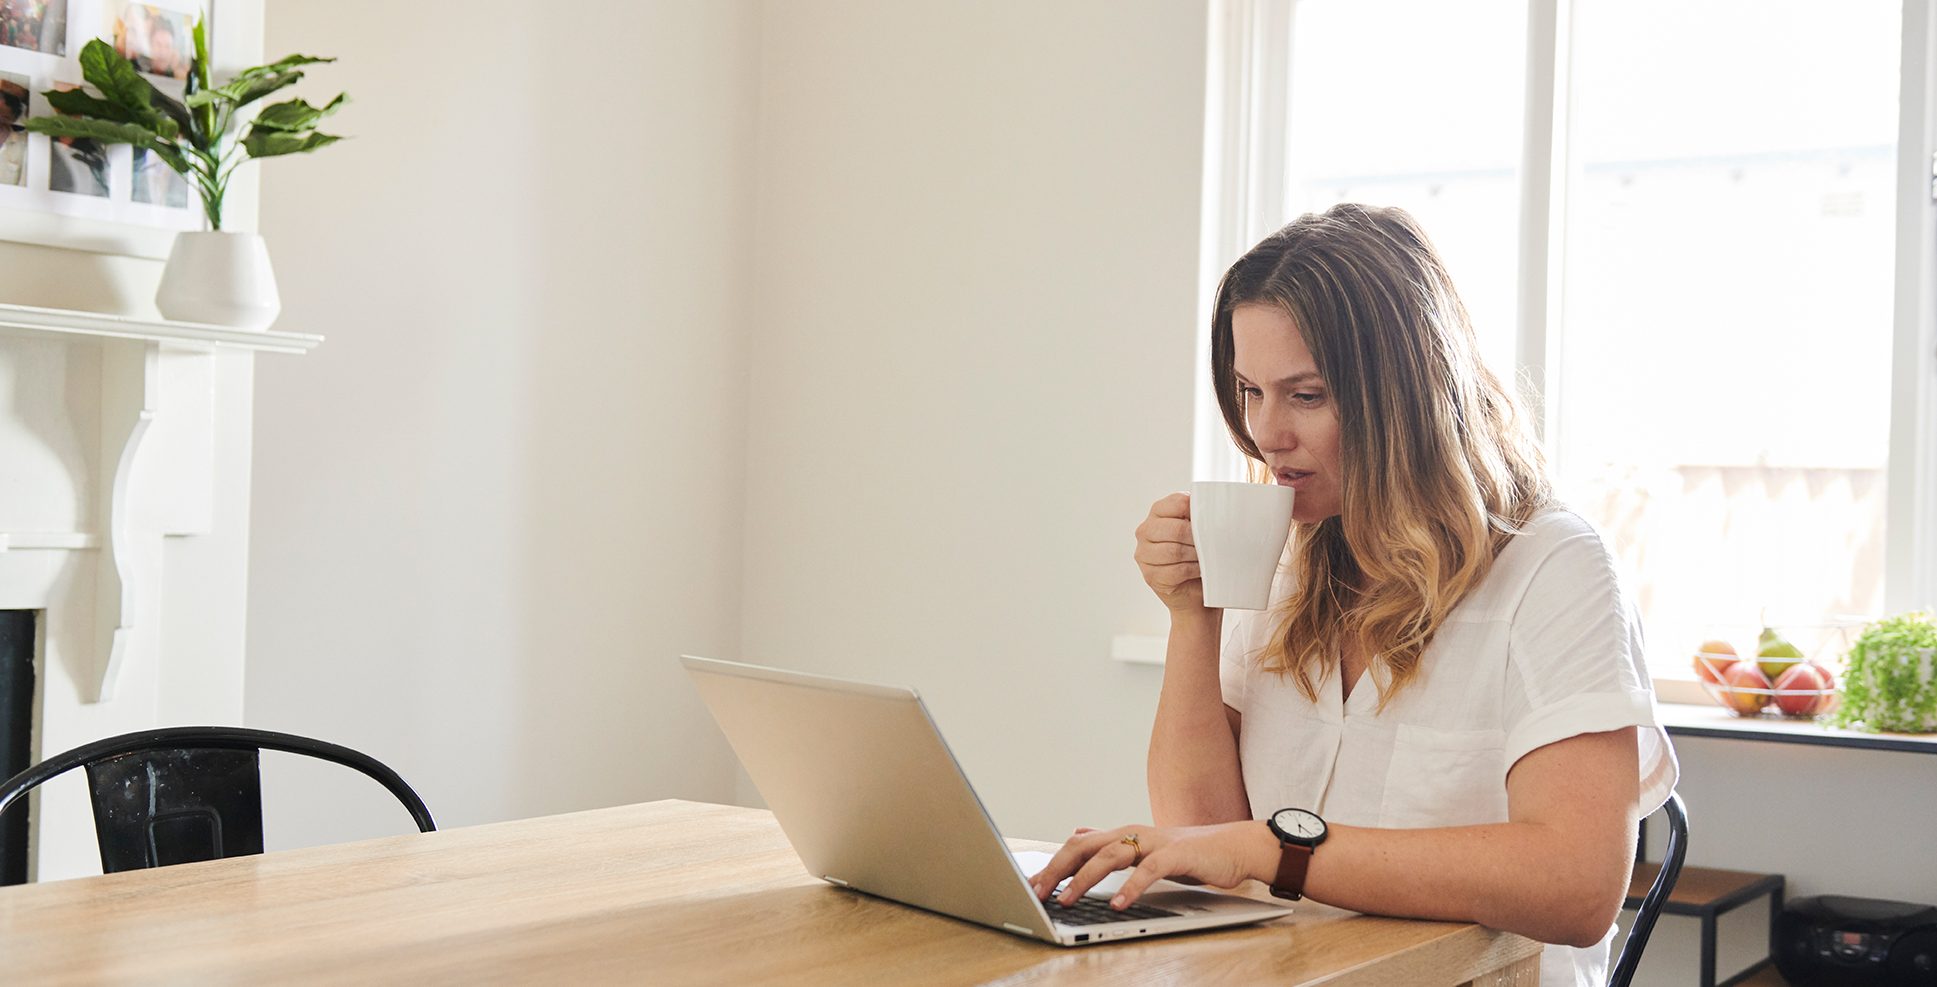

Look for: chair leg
[1701,913,1718,987]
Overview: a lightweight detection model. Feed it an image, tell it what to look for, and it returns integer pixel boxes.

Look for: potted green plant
[1830,611,1937,733]
[24,20,345,329]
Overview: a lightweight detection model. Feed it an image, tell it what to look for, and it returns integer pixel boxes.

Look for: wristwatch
[1265,807,1328,900]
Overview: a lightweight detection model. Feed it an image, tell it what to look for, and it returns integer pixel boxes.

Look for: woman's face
[1231,303,1342,523]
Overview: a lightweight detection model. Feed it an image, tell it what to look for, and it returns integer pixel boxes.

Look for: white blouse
[1219,507,1678,987]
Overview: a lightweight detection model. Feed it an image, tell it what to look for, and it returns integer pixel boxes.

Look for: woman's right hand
[1136,492,1211,613]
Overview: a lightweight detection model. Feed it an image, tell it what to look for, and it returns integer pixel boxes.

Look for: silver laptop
[681,655,1292,946]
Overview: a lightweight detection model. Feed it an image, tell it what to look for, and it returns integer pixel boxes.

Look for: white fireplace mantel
[0,303,320,703]
[0,302,322,355]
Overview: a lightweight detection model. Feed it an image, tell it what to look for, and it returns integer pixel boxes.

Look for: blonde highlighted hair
[1210,204,1551,710]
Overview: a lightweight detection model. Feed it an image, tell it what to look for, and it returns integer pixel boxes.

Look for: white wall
[248,0,1205,845]
[738,0,1208,839]
[246,0,757,845]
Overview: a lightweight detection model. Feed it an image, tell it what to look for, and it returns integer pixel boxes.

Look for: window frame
[1196,0,1937,615]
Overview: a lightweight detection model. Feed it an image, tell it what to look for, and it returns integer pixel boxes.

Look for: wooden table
[0,799,1541,985]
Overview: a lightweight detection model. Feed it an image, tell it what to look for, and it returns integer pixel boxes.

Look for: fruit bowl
[1694,650,1839,719]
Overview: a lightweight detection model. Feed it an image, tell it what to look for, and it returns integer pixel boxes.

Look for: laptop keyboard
[1043,892,1180,926]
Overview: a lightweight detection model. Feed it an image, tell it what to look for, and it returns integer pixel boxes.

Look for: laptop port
[1074,934,1089,942]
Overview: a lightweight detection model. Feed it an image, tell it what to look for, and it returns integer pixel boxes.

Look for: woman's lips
[1275,470,1314,489]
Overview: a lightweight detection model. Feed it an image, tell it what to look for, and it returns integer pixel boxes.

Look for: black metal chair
[1610,790,1689,987]
[0,726,435,879]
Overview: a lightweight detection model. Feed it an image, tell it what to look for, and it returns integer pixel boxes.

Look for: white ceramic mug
[1190,481,1295,610]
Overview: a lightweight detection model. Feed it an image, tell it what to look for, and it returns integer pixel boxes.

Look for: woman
[1029,204,1677,985]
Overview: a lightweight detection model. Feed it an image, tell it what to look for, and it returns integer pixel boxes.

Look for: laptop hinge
[822,875,850,887]
[1002,922,1037,937]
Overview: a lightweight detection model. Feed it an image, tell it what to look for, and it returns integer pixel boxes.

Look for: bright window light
[1558,0,1899,660]
[1285,0,1525,373]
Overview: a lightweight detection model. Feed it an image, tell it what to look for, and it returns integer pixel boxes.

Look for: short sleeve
[1219,609,1256,712]
[1501,517,1680,815]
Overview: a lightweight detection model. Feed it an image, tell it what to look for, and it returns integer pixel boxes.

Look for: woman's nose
[1253,401,1297,452]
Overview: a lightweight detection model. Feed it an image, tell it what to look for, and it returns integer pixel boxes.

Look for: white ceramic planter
[155,231,282,330]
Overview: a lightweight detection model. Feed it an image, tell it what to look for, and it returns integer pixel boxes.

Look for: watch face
[1273,808,1325,841]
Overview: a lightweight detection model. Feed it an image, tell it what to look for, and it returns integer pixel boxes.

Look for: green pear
[1756,626,1805,679]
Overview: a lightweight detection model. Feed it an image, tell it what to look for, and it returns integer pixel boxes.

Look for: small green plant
[1830,611,1937,733]
[23,19,344,231]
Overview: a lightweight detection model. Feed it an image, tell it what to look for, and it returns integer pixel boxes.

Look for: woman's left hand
[1027,820,1275,910]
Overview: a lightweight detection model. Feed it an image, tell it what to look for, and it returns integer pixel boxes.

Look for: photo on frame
[0,71,27,187]
[0,0,68,57]
[105,1,190,81]
[45,80,106,198]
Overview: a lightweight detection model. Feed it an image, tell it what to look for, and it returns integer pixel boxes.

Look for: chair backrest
[0,726,435,879]
[1609,790,1688,987]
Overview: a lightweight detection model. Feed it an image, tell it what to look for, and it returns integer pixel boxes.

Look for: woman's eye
[1240,386,1263,400]
[1292,392,1323,405]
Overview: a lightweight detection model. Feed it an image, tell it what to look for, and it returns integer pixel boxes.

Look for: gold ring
[1119,833,1140,852]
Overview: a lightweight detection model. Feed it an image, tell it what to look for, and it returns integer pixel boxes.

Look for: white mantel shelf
[0,301,320,704]
[0,301,322,354]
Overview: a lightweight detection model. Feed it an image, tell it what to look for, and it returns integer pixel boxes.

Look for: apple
[1718,662,1773,716]
[1694,639,1738,685]
[1773,662,1836,717]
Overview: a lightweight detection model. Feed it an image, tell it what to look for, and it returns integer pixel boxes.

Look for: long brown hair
[1210,204,1551,709]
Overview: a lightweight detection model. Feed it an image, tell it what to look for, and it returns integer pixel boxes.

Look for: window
[1199,0,1937,674]
[1282,0,1526,373]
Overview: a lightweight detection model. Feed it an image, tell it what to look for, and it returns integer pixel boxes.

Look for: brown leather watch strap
[1270,842,1313,901]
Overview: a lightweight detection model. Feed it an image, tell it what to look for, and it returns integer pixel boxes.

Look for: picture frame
[0,0,263,259]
